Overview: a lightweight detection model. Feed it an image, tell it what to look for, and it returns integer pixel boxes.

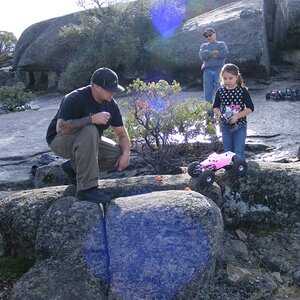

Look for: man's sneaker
[76,187,111,204]
[61,160,77,185]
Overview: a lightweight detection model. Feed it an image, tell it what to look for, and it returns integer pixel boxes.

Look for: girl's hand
[228,114,239,124]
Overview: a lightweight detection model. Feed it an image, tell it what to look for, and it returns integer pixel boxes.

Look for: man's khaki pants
[50,125,121,191]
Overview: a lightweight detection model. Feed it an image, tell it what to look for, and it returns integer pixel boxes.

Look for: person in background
[213,63,254,161]
[46,67,130,204]
[199,28,229,112]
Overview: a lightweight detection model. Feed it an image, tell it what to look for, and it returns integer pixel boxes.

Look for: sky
[0,0,83,39]
[0,0,186,40]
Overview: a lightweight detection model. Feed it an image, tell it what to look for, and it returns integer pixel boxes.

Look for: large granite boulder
[34,168,222,204]
[216,161,300,227]
[9,191,223,299]
[10,0,300,89]
[0,175,222,258]
[12,13,82,89]
[2,161,299,262]
[1,162,300,299]
[272,0,300,64]
[10,258,108,300]
[11,197,109,300]
[273,0,300,49]
[13,13,82,73]
[106,191,223,299]
[0,186,75,258]
[145,0,270,77]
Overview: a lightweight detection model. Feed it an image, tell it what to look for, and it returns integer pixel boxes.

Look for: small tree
[0,31,17,55]
[125,78,215,173]
[58,0,154,91]
[0,31,17,63]
[0,83,35,111]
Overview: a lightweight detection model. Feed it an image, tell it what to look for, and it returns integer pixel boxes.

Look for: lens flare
[150,0,187,37]
[109,211,212,298]
[83,219,110,282]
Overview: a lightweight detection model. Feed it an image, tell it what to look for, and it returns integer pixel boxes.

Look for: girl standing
[213,63,254,161]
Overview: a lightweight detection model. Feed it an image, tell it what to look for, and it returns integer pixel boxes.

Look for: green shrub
[0,31,17,56]
[58,1,155,90]
[58,48,97,92]
[124,78,215,173]
[0,83,34,111]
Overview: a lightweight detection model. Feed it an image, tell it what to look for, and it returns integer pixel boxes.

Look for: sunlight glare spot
[150,0,187,37]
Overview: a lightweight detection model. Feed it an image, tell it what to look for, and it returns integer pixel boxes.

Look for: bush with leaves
[58,48,97,91]
[58,0,155,91]
[0,31,17,58]
[124,78,215,173]
[0,83,35,111]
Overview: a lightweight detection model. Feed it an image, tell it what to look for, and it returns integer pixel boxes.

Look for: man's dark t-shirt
[46,86,123,145]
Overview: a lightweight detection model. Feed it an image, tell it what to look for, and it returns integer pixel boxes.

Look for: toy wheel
[198,170,215,186]
[265,92,270,100]
[188,162,202,177]
[223,154,236,170]
[231,160,248,176]
[232,154,237,162]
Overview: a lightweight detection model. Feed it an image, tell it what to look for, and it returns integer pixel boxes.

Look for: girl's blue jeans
[221,123,247,161]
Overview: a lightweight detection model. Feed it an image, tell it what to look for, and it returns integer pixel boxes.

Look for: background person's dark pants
[50,125,121,191]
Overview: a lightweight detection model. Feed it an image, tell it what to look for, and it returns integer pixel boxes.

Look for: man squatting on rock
[46,67,130,203]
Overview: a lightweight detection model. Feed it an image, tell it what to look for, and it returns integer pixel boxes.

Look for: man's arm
[216,41,229,59]
[56,116,92,134]
[56,111,112,134]
[199,43,210,61]
[112,126,131,171]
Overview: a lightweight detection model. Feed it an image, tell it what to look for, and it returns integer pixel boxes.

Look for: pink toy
[188,151,247,186]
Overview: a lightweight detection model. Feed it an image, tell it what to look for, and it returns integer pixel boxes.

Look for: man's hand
[211,50,219,58]
[115,152,130,171]
[112,126,131,171]
[92,112,111,125]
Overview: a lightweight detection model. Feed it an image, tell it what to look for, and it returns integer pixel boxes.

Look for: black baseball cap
[203,28,216,36]
[91,67,125,93]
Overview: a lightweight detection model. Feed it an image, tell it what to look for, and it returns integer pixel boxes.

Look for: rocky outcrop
[184,0,241,20]
[106,192,223,299]
[145,0,270,77]
[7,191,224,299]
[273,0,300,49]
[0,186,75,258]
[216,161,300,227]
[0,175,222,258]
[1,161,300,299]
[34,168,223,204]
[10,197,109,299]
[272,0,300,64]
[10,0,300,89]
[12,13,82,89]
[13,13,81,73]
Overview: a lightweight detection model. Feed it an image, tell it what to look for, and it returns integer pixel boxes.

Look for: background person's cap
[91,67,125,93]
[203,28,216,36]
